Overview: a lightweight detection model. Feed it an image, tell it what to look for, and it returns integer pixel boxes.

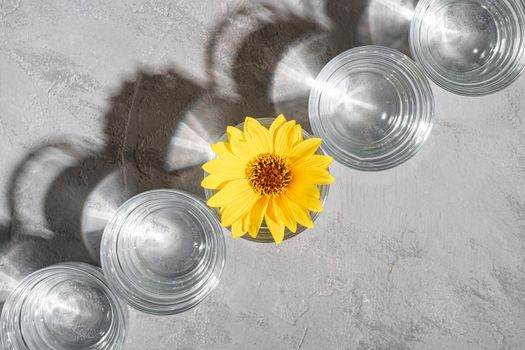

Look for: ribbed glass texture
[101,190,225,315]
[0,263,127,350]
[410,0,525,95]
[309,46,434,171]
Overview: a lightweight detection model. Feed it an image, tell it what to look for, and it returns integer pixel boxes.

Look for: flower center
[245,153,292,196]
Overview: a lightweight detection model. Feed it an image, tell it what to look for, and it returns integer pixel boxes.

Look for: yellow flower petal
[216,180,261,227]
[227,126,245,142]
[273,120,296,156]
[269,114,286,135]
[294,154,333,169]
[202,159,244,179]
[265,200,285,244]
[286,174,323,212]
[280,195,297,233]
[247,196,270,238]
[201,174,232,189]
[226,126,260,160]
[207,179,251,207]
[228,136,258,160]
[241,212,250,233]
[289,138,322,161]
[293,167,335,185]
[231,218,247,238]
[273,195,297,233]
[287,191,323,212]
[287,176,321,199]
[221,191,258,227]
[211,142,239,162]
[283,195,314,228]
[221,191,259,226]
[244,117,272,153]
[289,124,303,147]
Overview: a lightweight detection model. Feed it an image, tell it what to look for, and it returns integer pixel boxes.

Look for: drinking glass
[100,190,225,315]
[410,0,525,95]
[309,46,434,171]
[0,263,127,350]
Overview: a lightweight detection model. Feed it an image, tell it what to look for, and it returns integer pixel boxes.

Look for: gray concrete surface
[1,0,525,349]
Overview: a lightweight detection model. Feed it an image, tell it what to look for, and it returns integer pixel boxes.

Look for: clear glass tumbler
[309,46,434,171]
[410,0,525,95]
[0,262,127,350]
[100,190,225,315]
[204,118,331,243]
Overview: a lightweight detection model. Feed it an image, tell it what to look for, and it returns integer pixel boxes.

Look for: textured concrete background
[1,0,525,349]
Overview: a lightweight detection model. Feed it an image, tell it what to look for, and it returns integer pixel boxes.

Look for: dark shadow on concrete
[205,3,324,131]
[3,69,214,268]
[44,70,213,264]
[0,221,9,245]
[326,0,416,56]
[230,7,320,124]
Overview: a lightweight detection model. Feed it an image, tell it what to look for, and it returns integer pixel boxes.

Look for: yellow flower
[201,115,334,244]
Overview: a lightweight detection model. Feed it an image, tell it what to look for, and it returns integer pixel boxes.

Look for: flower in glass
[202,115,334,244]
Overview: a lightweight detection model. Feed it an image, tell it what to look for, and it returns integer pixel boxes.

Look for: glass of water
[410,0,525,95]
[100,190,226,315]
[0,262,127,350]
[309,45,434,171]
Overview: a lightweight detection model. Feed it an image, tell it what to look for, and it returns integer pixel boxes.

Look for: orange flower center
[245,153,292,196]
